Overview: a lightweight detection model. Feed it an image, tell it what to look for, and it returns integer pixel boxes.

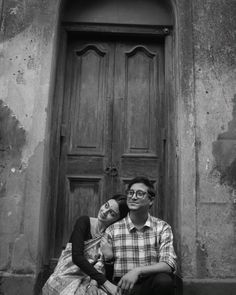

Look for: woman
[42,194,129,295]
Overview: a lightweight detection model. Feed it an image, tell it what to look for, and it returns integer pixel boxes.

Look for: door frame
[48,22,178,258]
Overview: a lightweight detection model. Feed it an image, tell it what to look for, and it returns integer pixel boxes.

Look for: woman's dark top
[69,215,107,285]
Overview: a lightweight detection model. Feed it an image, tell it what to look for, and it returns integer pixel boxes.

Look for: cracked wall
[0,0,60,293]
[192,0,236,279]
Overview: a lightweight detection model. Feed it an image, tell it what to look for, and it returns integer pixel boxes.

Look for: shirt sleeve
[158,223,177,272]
[70,216,107,285]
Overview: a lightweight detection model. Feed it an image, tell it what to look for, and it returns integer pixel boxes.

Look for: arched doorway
[49,0,177,258]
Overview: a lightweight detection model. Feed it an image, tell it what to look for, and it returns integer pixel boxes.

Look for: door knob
[110,167,118,177]
[104,166,118,176]
[104,167,111,175]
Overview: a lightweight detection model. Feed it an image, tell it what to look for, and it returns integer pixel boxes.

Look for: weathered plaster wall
[176,0,198,278]
[0,0,60,293]
[173,0,236,291]
[192,0,236,279]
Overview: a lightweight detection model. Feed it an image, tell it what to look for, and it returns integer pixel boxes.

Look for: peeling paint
[9,6,20,16]
[196,240,209,278]
[0,0,41,40]
[181,242,194,277]
[11,234,36,274]
[0,100,26,200]
[27,56,36,70]
[16,69,26,84]
[212,95,236,189]
[205,158,210,170]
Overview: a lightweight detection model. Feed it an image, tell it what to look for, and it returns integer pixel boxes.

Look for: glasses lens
[136,190,146,198]
[126,190,134,197]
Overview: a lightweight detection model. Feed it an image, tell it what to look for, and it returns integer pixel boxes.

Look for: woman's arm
[70,216,107,285]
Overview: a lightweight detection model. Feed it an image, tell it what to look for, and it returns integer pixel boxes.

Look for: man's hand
[102,280,118,295]
[117,269,140,293]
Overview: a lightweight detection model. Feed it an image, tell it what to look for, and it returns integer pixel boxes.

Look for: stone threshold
[0,272,35,295]
[183,278,236,295]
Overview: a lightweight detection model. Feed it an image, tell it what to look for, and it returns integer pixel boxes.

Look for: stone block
[11,235,35,273]
[0,239,10,270]
[0,274,35,295]
[183,279,236,295]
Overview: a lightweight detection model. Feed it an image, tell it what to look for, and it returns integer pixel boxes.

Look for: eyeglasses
[126,189,148,199]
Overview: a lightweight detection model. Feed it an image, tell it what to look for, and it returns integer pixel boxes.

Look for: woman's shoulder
[73,215,90,229]
[75,215,90,222]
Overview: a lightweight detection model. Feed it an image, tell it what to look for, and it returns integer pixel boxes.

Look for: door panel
[55,37,164,255]
[67,177,102,227]
[55,40,114,254]
[69,45,108,154]
[112,42,164,215]
[125,46,157,153]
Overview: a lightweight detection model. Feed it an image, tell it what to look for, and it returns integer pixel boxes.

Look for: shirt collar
[126,213,153,232]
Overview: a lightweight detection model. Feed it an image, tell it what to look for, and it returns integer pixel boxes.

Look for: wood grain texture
[54,36,165,253]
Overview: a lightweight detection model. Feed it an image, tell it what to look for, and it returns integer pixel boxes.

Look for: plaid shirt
[102,214,177,278]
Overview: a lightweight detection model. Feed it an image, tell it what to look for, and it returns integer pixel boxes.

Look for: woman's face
[98,199,120,226]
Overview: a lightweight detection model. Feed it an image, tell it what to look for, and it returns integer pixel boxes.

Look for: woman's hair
[110,194,129,220]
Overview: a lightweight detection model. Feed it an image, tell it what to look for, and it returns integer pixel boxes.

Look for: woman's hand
[101,238,113,261]
[102,280,118,295]
[86,285,101,295]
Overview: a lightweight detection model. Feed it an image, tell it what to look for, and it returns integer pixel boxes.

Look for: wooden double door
[55,35,165,254]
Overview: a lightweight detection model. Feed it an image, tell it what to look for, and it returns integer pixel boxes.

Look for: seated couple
[42,176,177,295]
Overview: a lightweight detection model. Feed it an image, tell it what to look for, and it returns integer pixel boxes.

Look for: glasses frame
[126,189,149,199]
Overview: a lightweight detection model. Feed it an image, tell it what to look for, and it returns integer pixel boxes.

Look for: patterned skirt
[42,236,107,295]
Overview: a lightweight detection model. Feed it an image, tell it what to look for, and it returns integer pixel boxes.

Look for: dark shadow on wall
[0,0,40,41]
[212,94,236,189]
[0,99,26,199]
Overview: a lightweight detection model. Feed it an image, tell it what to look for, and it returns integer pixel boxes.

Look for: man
[101,176,177,295]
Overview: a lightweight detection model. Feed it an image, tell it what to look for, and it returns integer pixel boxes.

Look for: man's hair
[127,176,156,198]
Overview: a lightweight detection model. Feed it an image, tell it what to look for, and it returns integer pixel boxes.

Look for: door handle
[104,167,111,175]
[110,166,118,177]
[104,166,118,177]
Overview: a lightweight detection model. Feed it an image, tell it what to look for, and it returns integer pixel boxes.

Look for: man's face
[126,182,153,212]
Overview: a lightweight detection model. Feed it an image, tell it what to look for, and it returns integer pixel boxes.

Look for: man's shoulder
[113,216,127,226]
[150,215,172,229]
[106,217,127,231]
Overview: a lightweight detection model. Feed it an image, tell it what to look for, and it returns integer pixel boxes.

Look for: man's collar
[126,213,153,231]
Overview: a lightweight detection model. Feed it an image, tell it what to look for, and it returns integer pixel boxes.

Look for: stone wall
[0,0,60,293]
[193,0,236,279]
[178,1,236,293]
[179,1,236,292]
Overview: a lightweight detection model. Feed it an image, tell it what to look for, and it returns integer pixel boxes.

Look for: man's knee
[151,273,174,289]
[138,273,174,295]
